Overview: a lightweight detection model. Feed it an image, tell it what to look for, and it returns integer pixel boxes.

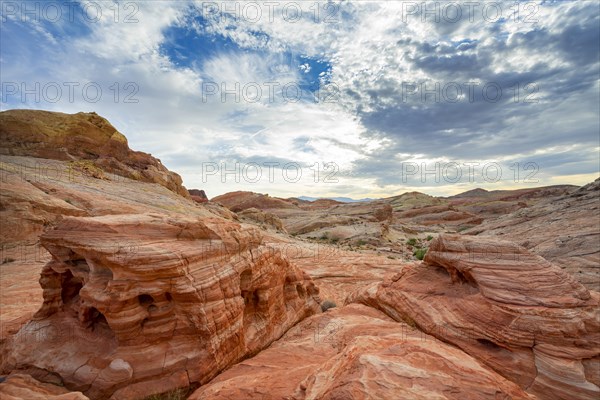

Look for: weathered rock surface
[467,178,600,291]
[237,207,287,232]
[2,213,320,399]
[212,191,299,211]
[190,304,533,399]
[0,110,189,197]
[188,188,208,203]
[0,373,89,399]
[349,234,600,399]
[0,154,219,340]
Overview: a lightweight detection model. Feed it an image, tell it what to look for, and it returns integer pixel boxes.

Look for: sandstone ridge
[0,110,188,197]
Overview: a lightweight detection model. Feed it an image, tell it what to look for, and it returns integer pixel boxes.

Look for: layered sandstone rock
[0,110,188,197]
[237,207,287,232]
[1,213,320,399]
[0,155,218,340]
[190,304,533,399]
[188,188,209,203]
[212,191,298,212]
[467,178,600,291]
[349,234,600,399]
[0,374,89,399]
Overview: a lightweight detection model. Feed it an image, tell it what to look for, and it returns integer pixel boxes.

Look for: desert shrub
[321,299,337,312]
[144,388,188,400]
[413,248,427,260]
[68,160,106,180]
[426,235,434,241]
[407,238,417,246]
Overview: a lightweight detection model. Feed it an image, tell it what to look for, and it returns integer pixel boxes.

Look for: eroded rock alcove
[2,213,320,399]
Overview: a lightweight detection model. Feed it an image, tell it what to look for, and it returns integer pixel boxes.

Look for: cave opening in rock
[61,270,83,308]
[81,306,110,332]
[138,294,154,307]
[240,270,254,305]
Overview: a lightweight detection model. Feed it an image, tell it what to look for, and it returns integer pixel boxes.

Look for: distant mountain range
[296,196,377,203]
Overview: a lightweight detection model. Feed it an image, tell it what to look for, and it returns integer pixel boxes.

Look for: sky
[1,0,599,199]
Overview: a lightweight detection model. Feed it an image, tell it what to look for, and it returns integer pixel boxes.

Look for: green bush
[407,238,417,246]
[426,235,434,241]
[321,299,337,312]
[413,248,427,260]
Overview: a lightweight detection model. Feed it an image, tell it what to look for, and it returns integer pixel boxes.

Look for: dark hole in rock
[138,294,154,307]
[82,307,109,332]
[165,292,172,301]
[241,290,260,311]
[66,258,90,273]
[296,284,306,298]
[476,338,501,349]
[240,270,252,291]
[252,291,260,307]
[61,270,83,307]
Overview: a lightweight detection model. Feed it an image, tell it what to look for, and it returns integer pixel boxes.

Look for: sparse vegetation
[321,299,337,312]
[407,238,417,246]
[68,160,106,180]
[143,388,188,400]
[413,248,428,260]
[426,235,434,241]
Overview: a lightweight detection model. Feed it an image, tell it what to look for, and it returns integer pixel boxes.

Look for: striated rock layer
[1,213,320,399]
[0,374,89,400]
[190,304,533,400]
[0,110,188,197]
[349,234,600,400]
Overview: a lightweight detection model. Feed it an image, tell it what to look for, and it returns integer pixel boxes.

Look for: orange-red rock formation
[0,374,89,399]
[0,110,188,197]
[190,304,533,399]
[349,234,600,399]
[1,213,320,399]
[188,189,208,203]
[212,191,298,212]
